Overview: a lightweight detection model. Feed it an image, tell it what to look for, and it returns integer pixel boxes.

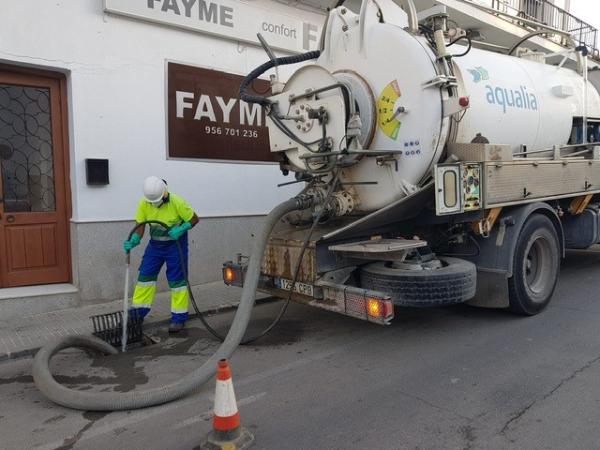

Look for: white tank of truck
[266,0,600,213]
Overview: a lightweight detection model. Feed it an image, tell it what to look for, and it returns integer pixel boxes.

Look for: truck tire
[508,214,560,316]
[359,257,476,307]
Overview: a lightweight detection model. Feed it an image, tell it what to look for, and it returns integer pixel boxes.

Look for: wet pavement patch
[132,327,218,360]
[2,318,306,401]
[56,411,110,450]
[56,371,149,393]
[43,414,66,424]
[240,319,304,347]
[0,374,33,385]
[40,327,220,393]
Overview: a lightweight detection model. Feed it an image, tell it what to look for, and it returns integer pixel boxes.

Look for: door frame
[0,63,72,287]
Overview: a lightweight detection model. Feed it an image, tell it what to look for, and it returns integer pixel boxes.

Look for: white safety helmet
[143,176,167,205]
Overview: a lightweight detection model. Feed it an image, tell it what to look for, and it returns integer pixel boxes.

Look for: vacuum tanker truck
[223,0,600,324]
[29,0,600,416]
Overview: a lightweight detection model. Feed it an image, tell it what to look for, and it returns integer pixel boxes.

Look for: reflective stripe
[151,236,173,242]
[171,307,189,314]
[136,281,157,287]
[170,285,187,293]
[168,279,188,289]
[133,302,153,308]
[213,379,240,431]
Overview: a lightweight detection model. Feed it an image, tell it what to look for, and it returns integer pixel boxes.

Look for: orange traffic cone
[202,359,254,450]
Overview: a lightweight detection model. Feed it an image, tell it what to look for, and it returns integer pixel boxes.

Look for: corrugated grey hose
[32,198,306,411]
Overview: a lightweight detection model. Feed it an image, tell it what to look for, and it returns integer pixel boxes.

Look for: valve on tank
[306,184,357,219]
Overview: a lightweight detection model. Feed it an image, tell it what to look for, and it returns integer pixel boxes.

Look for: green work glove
[168,221,192,240]
[123,233,141,253]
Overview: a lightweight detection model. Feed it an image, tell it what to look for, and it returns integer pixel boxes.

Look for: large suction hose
[239,50,321,106]
[32,198,307,411]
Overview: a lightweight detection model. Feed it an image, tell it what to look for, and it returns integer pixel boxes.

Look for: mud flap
[466,269,509,309]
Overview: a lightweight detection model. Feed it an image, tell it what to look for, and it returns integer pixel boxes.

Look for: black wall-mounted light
[85,158,109,186]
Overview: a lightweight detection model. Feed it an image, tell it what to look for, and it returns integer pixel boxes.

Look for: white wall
[0,0,325,222]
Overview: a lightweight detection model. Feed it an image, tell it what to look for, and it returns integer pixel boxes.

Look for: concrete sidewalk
[0,281,265,362]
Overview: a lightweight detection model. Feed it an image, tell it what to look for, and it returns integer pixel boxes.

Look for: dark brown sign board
[167,62,275,163]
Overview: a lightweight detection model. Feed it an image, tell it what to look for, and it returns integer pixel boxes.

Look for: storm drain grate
[90,310,143,348]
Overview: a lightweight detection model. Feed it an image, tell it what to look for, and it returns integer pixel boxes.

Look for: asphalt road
[2,249,600,449]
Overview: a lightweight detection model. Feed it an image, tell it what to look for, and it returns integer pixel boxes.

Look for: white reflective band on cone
[214,379,239,417]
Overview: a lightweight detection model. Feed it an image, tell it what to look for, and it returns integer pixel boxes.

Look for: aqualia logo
[468,67,538,114]
[468,66,489,83]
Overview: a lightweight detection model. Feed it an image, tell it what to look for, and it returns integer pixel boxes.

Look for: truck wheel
[359,257,476,307]
[508,214,560,316]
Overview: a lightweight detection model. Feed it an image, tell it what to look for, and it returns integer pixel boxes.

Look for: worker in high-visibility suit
[123,176,199,333]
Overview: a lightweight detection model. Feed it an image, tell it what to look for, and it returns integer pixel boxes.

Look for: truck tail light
[224,267,235,284]
[367,298,382,317]
[366,297,393,319]
[366,297,393,322]
[329,286,394,325]
[222,262,246,287]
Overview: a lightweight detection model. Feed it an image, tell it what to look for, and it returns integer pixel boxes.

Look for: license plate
[275,277,314,297]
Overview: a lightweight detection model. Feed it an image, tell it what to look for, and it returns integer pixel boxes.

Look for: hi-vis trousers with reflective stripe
[132,233,189,324]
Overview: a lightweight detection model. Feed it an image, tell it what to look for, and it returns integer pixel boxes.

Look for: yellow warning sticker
[377,80,402,140]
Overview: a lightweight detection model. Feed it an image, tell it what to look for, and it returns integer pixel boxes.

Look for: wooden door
[0,71,70,287]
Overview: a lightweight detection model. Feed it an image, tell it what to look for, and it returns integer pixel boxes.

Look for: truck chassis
[224,141,600,324]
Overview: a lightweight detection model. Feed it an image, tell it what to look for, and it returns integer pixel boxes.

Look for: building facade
[0,0,328,316]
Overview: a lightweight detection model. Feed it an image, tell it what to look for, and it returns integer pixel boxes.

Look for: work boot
[168,322,185,334]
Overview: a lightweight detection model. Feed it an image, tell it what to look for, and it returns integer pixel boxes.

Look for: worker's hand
[168,222,192,240]
[123,233,142,253]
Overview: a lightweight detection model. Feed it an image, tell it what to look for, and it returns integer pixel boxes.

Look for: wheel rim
[523,234,555,302]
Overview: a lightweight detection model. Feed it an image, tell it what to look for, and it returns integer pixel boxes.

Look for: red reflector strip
[382,300,393,318]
